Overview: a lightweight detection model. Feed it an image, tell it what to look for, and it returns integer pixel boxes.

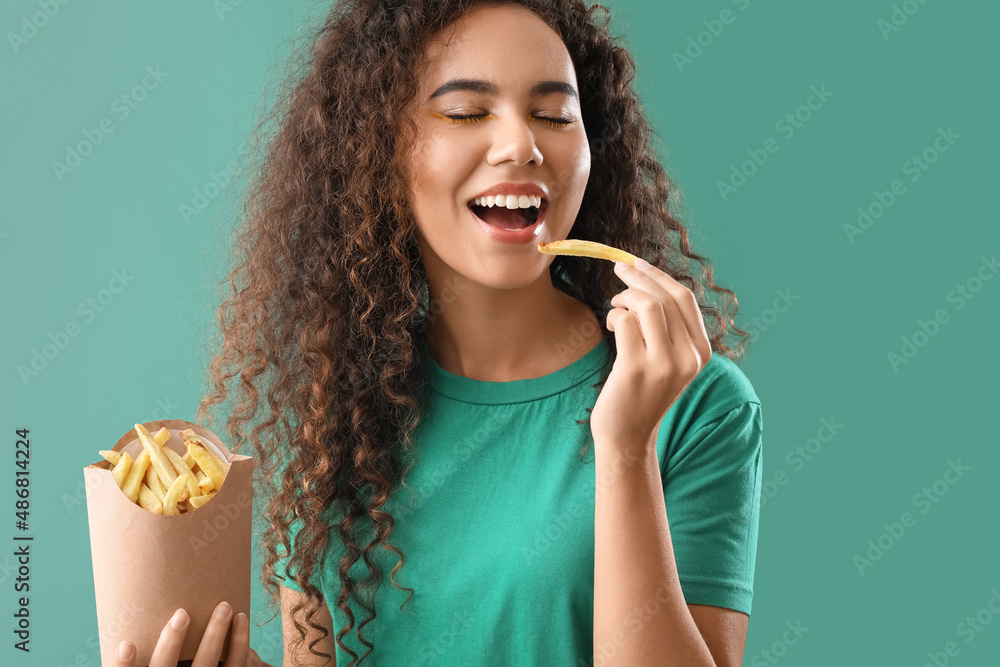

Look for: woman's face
[406,4,590,290]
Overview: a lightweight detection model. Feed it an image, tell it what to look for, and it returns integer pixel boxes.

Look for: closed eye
[443,113,574,128]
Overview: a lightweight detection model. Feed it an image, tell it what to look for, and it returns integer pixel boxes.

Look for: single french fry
[208,445,230,473]
[153,427,171,446]
[144,465,166,503]
[138,484,163,514]
[180,429,231,473]
[188,491,217,509]
[134,424,178,490]
[536,239,638,267]
[195,470,215,494]
[99,450,122,466]
[183,437,227,490]
[183,451,197,470]
[111,452,133,488]
[162,475,187,516]
[122,449,151,504]
[162,446,201,500]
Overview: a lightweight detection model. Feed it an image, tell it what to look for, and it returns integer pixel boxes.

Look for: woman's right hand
[112,601,271,667]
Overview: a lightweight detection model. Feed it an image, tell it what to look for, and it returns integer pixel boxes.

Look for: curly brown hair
[195,0,751,664]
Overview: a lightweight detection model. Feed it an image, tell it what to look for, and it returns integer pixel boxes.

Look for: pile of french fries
[98,425,230,515]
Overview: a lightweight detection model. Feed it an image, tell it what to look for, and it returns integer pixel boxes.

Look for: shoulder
[681,352,760,420]
[658,352,762,460]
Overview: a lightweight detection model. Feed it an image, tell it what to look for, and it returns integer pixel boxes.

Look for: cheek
[414,121,470,166]
[549,139,591,208]
[411,133,473,196]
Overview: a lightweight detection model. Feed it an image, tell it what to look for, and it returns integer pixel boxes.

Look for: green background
[3,1,998,665]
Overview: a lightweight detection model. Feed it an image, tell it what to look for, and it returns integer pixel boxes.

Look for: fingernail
[635,257,651,270]
[171,608,189,630]
[215,601,231,619]
[117,641,134,660]
[235,612,248,629]
[615,260,628,271]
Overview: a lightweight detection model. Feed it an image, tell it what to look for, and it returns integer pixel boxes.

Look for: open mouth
[468,199,547,231]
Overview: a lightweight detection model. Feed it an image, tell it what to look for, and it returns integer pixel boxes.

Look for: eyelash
[444,113,574,128]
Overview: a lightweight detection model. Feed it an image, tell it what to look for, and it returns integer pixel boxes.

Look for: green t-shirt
[275,335,763,665]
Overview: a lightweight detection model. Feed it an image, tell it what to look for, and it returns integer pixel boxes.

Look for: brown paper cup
[84,419,252,667]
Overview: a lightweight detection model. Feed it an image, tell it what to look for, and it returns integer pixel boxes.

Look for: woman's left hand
[589,258,713,457]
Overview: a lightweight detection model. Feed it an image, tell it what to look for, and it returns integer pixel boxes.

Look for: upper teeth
[473,194,542,209]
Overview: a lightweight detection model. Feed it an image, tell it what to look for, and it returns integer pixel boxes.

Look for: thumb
[607,307,644,362]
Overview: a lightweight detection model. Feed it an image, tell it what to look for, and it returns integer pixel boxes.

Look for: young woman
[113,1,762,665]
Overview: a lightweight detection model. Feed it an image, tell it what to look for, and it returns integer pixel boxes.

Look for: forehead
[417,5,576,92]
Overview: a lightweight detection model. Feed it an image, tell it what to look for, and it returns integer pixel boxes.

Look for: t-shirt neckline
[417,334,609,405]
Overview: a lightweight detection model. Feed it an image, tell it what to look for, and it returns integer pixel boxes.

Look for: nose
[486,115,544,167]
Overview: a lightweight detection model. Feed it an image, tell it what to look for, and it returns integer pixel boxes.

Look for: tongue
[474,205,529,229]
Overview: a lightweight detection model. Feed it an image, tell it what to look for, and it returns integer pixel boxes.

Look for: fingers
[112,640,137,667]
[636,258,713,364]
[614,260,711,365]
[191,601,234,667]
[610,286,673,350]
[149,609,190,667]
[114,604,247,667]
[222,612,250,667]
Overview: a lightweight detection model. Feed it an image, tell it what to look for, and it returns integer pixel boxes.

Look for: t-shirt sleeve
[662,401,763,615]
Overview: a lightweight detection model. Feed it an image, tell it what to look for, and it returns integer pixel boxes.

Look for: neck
[420,271,601,382]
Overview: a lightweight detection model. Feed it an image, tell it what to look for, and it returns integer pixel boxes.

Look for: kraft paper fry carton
[83,419,252,667]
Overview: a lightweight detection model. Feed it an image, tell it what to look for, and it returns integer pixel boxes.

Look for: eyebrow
[427,78,579,101]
